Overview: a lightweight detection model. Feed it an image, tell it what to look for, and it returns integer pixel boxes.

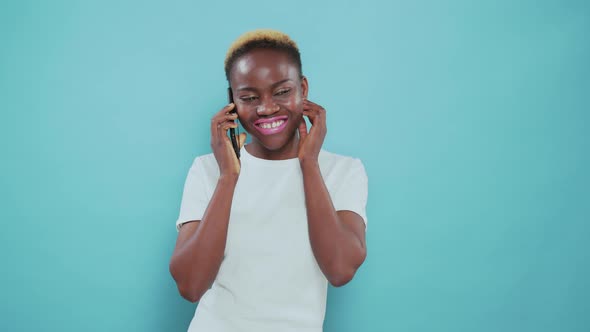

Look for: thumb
[238,132,247,149]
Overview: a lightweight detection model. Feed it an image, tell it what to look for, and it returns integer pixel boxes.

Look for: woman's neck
[245,134,300,160]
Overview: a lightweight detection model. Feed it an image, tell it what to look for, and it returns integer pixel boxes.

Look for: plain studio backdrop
[1,0,588,331]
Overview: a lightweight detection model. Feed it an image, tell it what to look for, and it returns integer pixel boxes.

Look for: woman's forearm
[169,174,238,302]
[301,160,366,286]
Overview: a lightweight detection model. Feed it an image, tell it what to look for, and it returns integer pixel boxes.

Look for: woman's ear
[300,76,309,99]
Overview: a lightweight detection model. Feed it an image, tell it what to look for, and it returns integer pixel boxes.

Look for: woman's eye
[275,89,291,96]
[240,96,258,102]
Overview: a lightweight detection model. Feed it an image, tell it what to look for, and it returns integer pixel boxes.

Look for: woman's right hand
[210,103,247,178]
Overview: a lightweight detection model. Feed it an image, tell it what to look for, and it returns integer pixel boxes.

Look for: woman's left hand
[297,99,327,164]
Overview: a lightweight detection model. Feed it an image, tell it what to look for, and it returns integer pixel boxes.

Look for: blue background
[1,0,589,331]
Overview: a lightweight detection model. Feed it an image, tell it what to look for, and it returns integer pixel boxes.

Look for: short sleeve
[333,158,368,228]
[175,157,210,232]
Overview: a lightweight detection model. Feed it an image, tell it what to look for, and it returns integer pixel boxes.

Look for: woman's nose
[256,98,280,115]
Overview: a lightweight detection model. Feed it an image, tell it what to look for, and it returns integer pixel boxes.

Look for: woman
[169,29,368,332]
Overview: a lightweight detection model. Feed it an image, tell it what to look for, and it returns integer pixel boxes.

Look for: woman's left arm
[298,100,367,287]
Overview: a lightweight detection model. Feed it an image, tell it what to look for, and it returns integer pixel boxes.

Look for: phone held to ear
[227,87,241,159]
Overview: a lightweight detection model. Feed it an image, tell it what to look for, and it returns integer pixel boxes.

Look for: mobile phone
[227,87,240,159]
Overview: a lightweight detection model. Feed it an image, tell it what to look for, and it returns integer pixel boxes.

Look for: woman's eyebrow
[236,86,258,92]
[270,78,293,88]
[237,79,293,92]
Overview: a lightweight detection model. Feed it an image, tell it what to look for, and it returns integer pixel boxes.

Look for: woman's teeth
[259,120,284,129]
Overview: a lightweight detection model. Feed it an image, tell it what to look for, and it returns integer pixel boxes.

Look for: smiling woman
[231,48,306,158]
[168,29,369,332]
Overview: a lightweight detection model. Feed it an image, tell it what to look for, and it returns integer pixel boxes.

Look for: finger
[215,120,237,141]
[211,104,234,134]
[213,114,238,130]
[219,102,235,115]
[220,121,238,132]
[303,101,326,114]
[303,99,316,106]
[298,118,308,140]
[221,113,238,121]
[304,109,327,131]
[302,104,320,118]
[320,107,326,125]
[303,99,323,109]
[302,109,319,125]
[238,132,247,149]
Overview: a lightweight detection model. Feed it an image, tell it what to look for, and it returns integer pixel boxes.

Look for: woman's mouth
[253,116,289,135]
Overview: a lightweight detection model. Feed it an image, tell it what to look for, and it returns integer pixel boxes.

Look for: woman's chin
[250,133,298,155]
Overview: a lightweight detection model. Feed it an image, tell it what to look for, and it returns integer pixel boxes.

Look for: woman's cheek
[236,108,254,132]
[293,93,302,107]
[282,95,302,112]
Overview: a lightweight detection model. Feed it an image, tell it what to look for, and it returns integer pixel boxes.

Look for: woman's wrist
[299,157,320,172]
[218,173,239,186]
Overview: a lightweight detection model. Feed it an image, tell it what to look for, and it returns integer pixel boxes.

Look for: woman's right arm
[169,103,246,303]
[169,174,238,302]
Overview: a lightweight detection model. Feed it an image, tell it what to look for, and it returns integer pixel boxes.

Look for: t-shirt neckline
[242,145,300,167]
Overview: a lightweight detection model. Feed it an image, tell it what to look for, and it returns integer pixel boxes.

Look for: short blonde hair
[224,29,302,81]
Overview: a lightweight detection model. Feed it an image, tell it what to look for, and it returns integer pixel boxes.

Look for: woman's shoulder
[320,149,363,163]
[189,152,219,175]
[192,152,216,163]
[319,149,365,173]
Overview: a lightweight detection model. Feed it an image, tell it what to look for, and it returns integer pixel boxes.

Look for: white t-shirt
[175,146,368,332]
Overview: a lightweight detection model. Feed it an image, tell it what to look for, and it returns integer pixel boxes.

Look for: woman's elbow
[169,261,203,303]
[328,270,355,287]
[177,284,202,303]
[327,264,359,287]
[328,251,366,287]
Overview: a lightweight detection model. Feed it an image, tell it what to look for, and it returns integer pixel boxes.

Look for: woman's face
[229,49,308,154]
